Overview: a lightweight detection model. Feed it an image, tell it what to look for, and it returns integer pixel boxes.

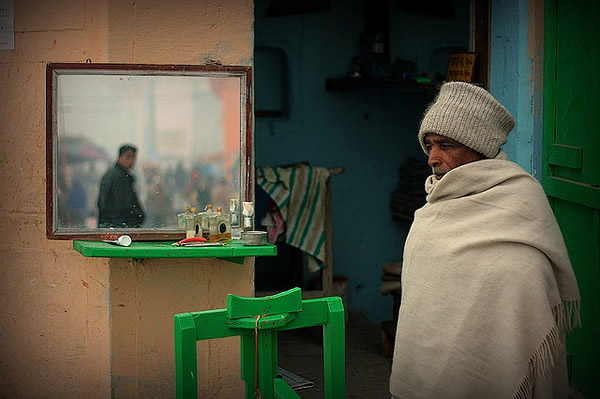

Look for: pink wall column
[0,0,255,397]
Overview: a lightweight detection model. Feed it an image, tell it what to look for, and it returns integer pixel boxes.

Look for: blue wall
[490,0,540,177]
[254,0,471,322]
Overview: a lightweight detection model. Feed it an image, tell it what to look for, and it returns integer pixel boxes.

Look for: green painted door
[543,1,600,397]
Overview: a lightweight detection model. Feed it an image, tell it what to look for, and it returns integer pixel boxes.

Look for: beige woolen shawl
[390,158,580,399]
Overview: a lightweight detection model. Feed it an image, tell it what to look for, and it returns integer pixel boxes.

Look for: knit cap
[418,82,515,158]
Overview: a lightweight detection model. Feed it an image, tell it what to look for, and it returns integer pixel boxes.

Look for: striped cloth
[256,164,331,271]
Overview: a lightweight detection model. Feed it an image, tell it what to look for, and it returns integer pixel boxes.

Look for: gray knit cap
[418,82,515,158]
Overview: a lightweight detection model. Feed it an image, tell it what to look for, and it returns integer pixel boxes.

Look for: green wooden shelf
[73,239,277,263]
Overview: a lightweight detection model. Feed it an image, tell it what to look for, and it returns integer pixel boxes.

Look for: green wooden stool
[174,287,345,398]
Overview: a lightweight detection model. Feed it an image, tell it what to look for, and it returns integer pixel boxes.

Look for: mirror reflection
[48,64,250,239]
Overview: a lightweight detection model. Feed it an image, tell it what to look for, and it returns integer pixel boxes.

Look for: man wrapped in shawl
[390,82,580,399]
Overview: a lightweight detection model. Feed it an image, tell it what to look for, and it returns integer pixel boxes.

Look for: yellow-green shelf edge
[73,240,277,263]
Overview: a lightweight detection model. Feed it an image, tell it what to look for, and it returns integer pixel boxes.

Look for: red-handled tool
[172,237,207,246]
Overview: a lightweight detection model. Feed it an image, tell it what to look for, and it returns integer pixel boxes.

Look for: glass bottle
[185,207,197,238]
[230,198,243,239]
[178,206,191,227]
[201,204,213,240]
[208,206,231,242]
[242,201,254,232]
[178,206,192,235]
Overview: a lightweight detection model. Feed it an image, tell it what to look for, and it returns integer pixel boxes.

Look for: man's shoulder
[105,164,128,176]
[483,160,555,218]
[100,164,125,184]
[477,159,542,190]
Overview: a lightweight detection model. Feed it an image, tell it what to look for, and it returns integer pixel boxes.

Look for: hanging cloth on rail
[256,164,331,271]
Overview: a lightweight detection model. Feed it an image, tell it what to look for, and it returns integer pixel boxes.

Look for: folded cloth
[381,272,402,282]
[382,261,403,276]
[257,164,331,270]
[380,280,402,296]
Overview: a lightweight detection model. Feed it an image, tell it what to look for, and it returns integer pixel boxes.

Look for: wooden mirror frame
[46,63,253,241]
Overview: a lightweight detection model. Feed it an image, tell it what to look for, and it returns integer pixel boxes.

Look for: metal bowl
[241,231,267,246]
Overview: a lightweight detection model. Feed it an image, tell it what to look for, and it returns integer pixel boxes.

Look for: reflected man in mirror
[97,144,146,228]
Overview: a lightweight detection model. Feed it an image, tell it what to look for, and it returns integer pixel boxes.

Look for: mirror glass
[46,63,252,240]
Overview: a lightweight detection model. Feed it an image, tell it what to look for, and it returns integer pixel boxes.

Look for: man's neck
[116,162,130,172]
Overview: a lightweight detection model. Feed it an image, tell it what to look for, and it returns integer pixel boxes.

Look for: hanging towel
[257,164,331,271]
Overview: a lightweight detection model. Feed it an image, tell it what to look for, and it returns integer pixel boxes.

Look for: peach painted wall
[0,0,254,397]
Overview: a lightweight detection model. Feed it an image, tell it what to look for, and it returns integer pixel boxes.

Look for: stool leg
[257,329,278,399]
[174,314,199,399]
[323,298,346,399]
[240,334,256,398]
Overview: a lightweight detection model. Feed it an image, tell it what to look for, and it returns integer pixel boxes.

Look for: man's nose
[428,148,440,167]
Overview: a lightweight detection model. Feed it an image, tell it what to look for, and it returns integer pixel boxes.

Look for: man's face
[423,133,484,180]
[118,150,136,170]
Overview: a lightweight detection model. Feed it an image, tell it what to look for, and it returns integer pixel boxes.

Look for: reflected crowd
[58,158,238,229]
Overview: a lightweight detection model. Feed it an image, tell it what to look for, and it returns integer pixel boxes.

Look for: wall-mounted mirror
[46,63,253,240]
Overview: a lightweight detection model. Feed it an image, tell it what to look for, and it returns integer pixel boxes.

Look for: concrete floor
[277,312,393,399]
[276,312,587,399]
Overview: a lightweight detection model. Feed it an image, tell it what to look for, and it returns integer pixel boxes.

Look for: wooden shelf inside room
[325,77,440,94]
